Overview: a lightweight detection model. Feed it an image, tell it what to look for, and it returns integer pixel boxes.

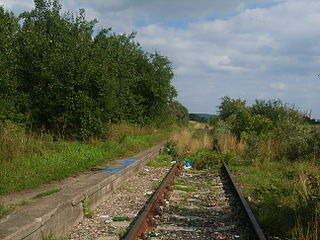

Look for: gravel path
[66,165,170,240]
[146,170,256,240]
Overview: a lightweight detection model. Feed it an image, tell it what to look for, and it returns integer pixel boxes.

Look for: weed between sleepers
[174,186,196,192]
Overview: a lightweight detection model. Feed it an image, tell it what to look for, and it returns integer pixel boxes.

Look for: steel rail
[222,161,267,240]
[122,162,182,240]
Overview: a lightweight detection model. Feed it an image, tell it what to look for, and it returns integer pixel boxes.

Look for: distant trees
[210,96,320,161]
[189,113,214,123]
[168,101,189,125]
[0,0,181,139]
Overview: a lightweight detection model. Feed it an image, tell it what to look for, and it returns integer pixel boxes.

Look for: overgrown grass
[186,117,320,239]
[0,121,56,164]
[171,126,212,154]
[229,160,320,239]
[0,123,168,194]
[147,154,173,167]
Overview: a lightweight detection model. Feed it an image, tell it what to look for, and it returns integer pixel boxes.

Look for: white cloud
[136,0,320,117]
[1,0,320,117]
[270,82,287,90]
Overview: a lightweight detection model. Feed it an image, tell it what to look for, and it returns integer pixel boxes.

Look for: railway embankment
[0,144,163,240]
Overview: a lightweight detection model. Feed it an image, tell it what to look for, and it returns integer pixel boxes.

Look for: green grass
[0,200,29,218]
[175,178,192,185]
[32,188,61,199]
[229,160,320,239]
[138,171,147,177]
[0,131,167,194]
[147,153,173,167]
[0,204,11,217]
[174,185,196,192]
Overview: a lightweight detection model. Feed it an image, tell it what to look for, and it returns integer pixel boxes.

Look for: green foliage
[251,99,304,124]
[218,96,247,121]
[163,140,179,158]
[174,186,196,192]
[187,149,238,169]
[0,125,165,194]
[82,194,94,218]
[168,101,189,125]
[208,115,220,126]
[190,113,213,123]
[0,7,27,123]
[230,161,320,238]
[215,96,319,162]
[0,0,179,139]
[213,97,320,238]
[147,153,173,167]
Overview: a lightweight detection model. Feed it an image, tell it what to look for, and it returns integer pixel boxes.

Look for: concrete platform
[0,144,163,240]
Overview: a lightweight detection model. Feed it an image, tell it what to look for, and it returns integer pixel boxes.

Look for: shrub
[147,154,173,167]
[0,0,178,139]
[187,149,239,169]
[163,141,179,159]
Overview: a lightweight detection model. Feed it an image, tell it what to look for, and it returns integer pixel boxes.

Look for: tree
[1,0,177,139]
[0,7,22,121]
[168,101,189,125]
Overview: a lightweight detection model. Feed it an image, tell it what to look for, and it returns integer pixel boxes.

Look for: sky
[1,0,320,118]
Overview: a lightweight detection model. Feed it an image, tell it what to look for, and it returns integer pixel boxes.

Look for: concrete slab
[0,144,163,240]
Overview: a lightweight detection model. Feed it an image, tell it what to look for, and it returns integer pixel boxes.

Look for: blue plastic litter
[184,159,193,167]
[117,158,139,166]
[100,168,124,174]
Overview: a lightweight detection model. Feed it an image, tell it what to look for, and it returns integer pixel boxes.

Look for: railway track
[122,161,266,240]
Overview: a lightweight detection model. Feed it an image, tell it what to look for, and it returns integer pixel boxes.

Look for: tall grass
[229,160,320,239]
[293,214,319,240]
[171,128,212,154]
[0,122,167,194]
[216,133,246,155]
[0,122,55,164]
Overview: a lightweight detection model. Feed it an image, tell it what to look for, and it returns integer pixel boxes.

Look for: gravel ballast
[66,164,170,240]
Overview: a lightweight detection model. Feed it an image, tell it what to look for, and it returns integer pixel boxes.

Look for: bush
[0,1,178,139]
[215,97,320,163]
[163,141,178,158]
[187,149,239,169]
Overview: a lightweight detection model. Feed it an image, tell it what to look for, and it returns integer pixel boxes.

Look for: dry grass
[0,122,54,164]
[171,128,212,153]
[189,120,212,130]
[291,162,320,240]
[293,214,319,240]
[217,134,246,155]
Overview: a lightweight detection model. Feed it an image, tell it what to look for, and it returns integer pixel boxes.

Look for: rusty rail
[222,161,267,240]
[122,160,266,240]
[122,162,182,240]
